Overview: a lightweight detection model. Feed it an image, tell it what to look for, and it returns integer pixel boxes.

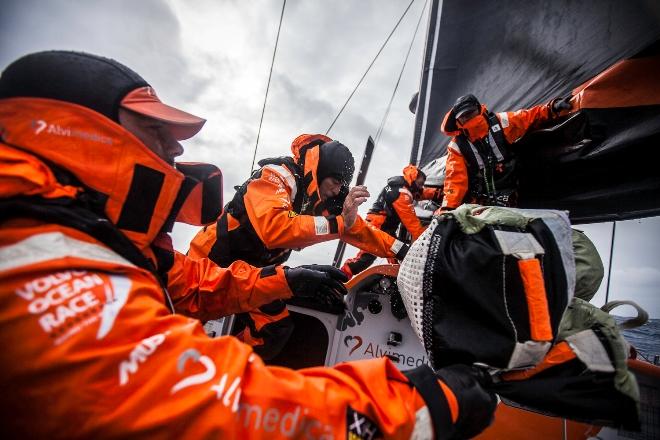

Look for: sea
[617,317,660,363]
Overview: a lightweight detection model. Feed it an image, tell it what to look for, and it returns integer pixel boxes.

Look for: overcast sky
[2,0,658,317]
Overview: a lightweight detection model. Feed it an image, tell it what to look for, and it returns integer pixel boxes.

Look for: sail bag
[398,205,639,428]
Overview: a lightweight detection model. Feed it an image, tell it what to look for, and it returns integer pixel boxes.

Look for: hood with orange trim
[0,97,220,251]
[440,103,488,137]
[289,133,331,212]
[402,164,420,187]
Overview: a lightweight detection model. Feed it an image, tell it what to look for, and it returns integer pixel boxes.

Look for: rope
[250,0,287,172]
[374,0,427,146]
[605,221,616,303]
[325,0,416,136]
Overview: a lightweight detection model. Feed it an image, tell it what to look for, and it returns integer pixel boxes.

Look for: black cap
[317,141,355,186]
[0,51,148,122]
[453,94,480,119]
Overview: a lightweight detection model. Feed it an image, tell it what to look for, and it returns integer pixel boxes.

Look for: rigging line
[325,0,416,136]
[605,221,617,303]
[250,0,287,172]
[374,0,427,146]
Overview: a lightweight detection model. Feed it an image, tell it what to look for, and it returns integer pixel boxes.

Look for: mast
[410,0,443,166]
[332,136,375,267]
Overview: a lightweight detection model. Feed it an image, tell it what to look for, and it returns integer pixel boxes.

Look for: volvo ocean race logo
[14,270,130,345]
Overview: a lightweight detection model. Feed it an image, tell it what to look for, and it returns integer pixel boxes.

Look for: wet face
[414,175,426,188]
[118,108,184,166]
[319,176,343,201]
[456,106,481,125]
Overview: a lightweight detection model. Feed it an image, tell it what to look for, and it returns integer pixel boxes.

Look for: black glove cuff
[395,242,410,261]
[403,365,455,440]
[324,215,339,234]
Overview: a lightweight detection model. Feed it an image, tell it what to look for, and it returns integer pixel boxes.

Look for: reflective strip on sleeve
[0,231,134,273]
[390,239,404,255]
[313,216,330,235]
[264,164,297,201]
[411,406,434,440]
[447,141,460,153]
[497,112,509,128]
[399,187,413,199]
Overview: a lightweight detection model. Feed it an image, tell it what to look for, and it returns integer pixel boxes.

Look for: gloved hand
[436,365,497,439]
[551,95,573,114]
[339,263,354,281]
[284,265,348,309]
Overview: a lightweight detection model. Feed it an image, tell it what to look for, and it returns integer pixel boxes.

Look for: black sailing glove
[551,95,573,114]
[284,265,348,310]
[435,365,497,439]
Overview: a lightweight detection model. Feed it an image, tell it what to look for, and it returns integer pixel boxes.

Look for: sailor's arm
[499,101,554,143]
[442,141,469,210]
[167,250,292,321]
[0,258,496,439]
[244,167,345,249]
[391,188,427,241]
[421,186,443,203]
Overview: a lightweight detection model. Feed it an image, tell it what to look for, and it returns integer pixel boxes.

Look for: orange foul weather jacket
[440,102,556,210]
[0,98,455,438]
[189,134,410,358]
[189,134,408,265]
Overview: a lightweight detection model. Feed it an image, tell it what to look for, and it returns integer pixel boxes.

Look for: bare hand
[341,185,369,230]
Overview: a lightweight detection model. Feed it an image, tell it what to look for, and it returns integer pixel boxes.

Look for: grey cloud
[268,72,336,129]
[0,0,210,107]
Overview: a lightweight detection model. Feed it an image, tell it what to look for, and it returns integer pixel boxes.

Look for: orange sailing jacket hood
[289,133,332,212]
[0,97,220,254]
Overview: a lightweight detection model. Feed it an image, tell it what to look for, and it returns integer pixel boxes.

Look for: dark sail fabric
[515,48,660,223]
[410,0,660,222]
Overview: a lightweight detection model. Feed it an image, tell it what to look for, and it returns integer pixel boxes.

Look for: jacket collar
[0,97,184,251]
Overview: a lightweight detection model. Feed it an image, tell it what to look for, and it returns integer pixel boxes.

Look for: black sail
[410,0,660,223]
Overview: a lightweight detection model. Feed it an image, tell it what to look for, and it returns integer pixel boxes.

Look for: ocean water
[617,317,660,362]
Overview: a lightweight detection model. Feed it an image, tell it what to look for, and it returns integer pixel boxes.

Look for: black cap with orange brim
[121,86,205,140]
[0,50,205,140]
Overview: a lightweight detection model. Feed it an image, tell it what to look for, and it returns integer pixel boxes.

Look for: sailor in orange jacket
[189,134,410,358]
[0,51,496,439]
[440,94,572,211]
[341,164,442,279]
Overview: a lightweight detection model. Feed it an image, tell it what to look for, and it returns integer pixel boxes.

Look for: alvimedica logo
[32,119,113,144]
